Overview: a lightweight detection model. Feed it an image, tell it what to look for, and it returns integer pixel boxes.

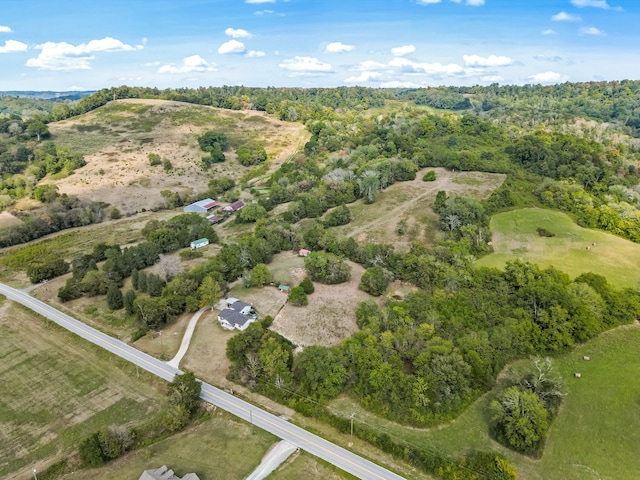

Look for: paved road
[167,307,208,369]
[0,284,405,480]
[245,441,297,480]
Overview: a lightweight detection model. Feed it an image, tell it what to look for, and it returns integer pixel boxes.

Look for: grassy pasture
[477,208,640,289]
[0,300,166,479]
[330,324,640,480]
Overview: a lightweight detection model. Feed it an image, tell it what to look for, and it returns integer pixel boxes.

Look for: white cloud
[481,75,504,82]
[417,0,442,4]
[225,28,252,39]
[325,42,355,53]
[466,0,485,5]
[541,29,558,35]
[345,71,382,83]
[246,0,275,3]
[25,37,141,70]
[391,44,416,57]
[0,39,27,53]
[463,54,513,67]
[254,9,274,15]
[218,39,246,54]
[552,11,582,21]
[388,57,480,76]
[144,61,161,66]
[279,56,333,76]
[157,55,215,74]
[580,26,606,36]
[142,37,148,45]
[245,50,266,57]
[527,71,566,84]
[533,55,565,63]
[350,60,388,71]
[0,25,13,33]
[380,80,423,88]
[571,0,620,9]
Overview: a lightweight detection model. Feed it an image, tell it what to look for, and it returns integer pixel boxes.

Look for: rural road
[0,284,406,480]
[245,440,297,480]
[167,307,208,369]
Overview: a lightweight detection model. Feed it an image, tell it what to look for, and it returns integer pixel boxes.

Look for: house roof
[218,308,251,328]
[229,300,251,313]
[222,200,245,212]
[191,238,208,245]
[139,466,200,480]
[185,198,218,211]
[206,215,223,223]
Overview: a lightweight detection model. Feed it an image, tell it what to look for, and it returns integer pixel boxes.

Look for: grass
[477,207,640,289]
[269,451,355,479]
[0,302,167,478]
[61,413,278,480]
[330,323,640,480]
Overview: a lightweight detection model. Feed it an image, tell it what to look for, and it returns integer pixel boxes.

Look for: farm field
[0,297,167,480]
[48,99,308,214]
[477,208,640,289]
[330,323,640,480]
[333,168,506,248]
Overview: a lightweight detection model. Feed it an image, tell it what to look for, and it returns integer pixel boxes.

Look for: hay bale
[583,356,590,361]
[574,373,582,378]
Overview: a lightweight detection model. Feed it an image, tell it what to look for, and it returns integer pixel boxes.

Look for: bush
[423,170,436,181]
[288,286,308,306]
[109,207,122,220]
[359,266,394,296]
[299,276,315,294]
[536,227,555,237]
[148,153,161,166]
[27,257,70,283]
[323,204,352,227]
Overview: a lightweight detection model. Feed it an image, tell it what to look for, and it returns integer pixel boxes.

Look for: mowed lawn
[331,324,640,480]
[0,298,167,479]
[477,208,640,289]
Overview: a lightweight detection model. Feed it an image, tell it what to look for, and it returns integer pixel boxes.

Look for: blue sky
[0,0,638,91]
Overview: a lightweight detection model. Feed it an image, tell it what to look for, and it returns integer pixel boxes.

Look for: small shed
[183,198,219,213]
[190,238,209,250]
[299,249,310,257]
[278,284,290,293]
[206,215,224,224]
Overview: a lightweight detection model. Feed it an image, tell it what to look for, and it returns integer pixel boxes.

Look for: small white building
[190,238,209,250]
[217,298,256,331]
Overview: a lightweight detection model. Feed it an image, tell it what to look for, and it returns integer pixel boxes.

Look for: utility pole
[350,413,355,438]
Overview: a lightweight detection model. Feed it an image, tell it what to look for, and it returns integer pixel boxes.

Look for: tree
[33,184,59,203]
[27,257,69,283]
[78,432,104,467]
[123,289,136,315]
[288,286,308,306]
[26,119,49,142]
[323,204,352,227]
[490,386,550,454]
[107,284,124,310]
[251,263,271,287]
[304,252,351,284]
[299,277,315,294]
[359,266,394,296]
[236,203,267,223]
[198,275,222,309]
[167,370,201,416]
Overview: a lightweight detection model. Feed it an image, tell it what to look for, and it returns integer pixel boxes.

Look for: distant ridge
[0,90,95,101]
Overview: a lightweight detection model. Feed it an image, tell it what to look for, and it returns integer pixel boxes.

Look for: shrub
[423,170,437,181]
[359,266,394,296]
[148,153,161,166]
[536,227,555,237]
[299,277,315,294]
[288,286,308,306]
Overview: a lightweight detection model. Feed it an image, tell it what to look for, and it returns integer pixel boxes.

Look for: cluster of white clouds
[157,55,215,74]
[547,0,619,37]
[215,27,265,58]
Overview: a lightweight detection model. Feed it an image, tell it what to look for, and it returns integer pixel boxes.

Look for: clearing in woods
[331,167,506,249]
[47,99,308,214]
[0,297,166,480]
[477,207,640,289]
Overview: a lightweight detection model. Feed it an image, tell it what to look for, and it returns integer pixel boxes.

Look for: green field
[331,323,640,480]
[0,301,167,478]
[62,413,352,480]
[477,208,640,289]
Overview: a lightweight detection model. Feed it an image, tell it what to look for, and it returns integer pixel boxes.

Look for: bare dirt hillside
[47,99,308,213]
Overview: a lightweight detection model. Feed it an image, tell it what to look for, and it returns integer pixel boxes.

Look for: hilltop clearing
[47,99,307,213]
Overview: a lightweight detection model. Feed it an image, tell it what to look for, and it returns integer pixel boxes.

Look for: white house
[190,238,209,250]
[217,298,256,331]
